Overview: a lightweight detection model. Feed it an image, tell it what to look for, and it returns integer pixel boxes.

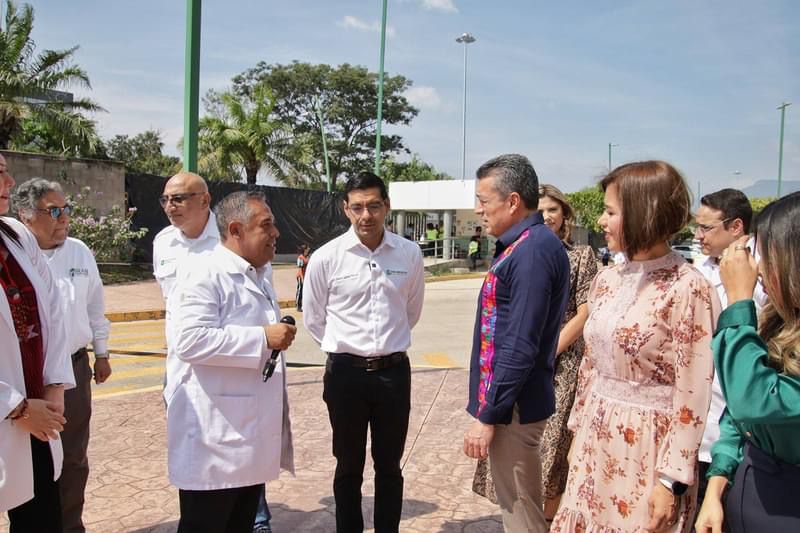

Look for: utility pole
[777,102,792,198]
[183,0,201,172]
[373,0,388,175]
[316,100,331,192]
[608,142,619,172]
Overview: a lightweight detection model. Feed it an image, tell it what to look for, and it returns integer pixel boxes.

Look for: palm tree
[0,0,103,150]
[198,85,304,185]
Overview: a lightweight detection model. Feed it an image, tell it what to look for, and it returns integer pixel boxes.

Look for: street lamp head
[777,101,792,110]
[456,32,476,44]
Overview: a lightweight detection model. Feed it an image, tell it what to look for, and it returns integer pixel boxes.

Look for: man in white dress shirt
[14,178,111,533]
[166,190,296,533]
[152,171,219,303]
[303,171,425,533]
[694,188,766,509]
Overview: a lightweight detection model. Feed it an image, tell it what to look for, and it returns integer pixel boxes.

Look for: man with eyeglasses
[694,188,767,517]
[152,171,219,301]
[13,178,111,533]
[302,171,425,533]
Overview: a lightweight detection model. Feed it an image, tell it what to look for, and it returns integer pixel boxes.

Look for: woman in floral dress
[552,161,719,532]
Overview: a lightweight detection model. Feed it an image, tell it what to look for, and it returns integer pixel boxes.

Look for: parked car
[672,243,701,263]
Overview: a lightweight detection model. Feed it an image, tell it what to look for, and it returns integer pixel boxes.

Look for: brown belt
[71,347,88,362]
[327,351,407,372]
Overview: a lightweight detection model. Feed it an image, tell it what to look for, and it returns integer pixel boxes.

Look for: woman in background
[695,192,800,532]
[552,161,718,532]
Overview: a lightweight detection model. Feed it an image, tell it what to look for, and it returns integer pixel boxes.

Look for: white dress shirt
[302,227,425,357]
[696,244,767,463]
[42,237,110,356]
[152,211,220,301]
[165,244,293,490]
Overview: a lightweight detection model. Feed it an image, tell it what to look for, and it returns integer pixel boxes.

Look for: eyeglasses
[347,201,385,216]
[36,205,72,219]
[695,218,732,235]
[159,192,201,207]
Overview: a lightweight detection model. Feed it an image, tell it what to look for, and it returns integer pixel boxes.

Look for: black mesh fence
[125,173,349,263]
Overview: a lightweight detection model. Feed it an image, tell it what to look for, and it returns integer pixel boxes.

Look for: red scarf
[0,239,45,399]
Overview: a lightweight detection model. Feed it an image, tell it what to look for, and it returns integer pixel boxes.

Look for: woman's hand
[14,399,66,441]
[720,236,758,305]
[695,475,728,533]
[646,482,679,531]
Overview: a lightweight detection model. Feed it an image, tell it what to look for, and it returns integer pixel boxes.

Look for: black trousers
[178,484,262,533]
[323,355,411,533]
[725,442,800,532]
[7,437,62,533]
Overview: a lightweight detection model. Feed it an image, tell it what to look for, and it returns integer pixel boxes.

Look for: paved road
[97,278,484,398]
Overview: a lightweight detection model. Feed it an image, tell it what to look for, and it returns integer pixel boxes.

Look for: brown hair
[538,184,575,244]
[754,192,800,376]
[600,161,691,258]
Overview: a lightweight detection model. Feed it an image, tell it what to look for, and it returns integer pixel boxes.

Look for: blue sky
[28,0,799,194]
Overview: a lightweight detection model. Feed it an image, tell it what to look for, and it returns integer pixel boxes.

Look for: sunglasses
[159,192,201,207]
[37,205,73,219]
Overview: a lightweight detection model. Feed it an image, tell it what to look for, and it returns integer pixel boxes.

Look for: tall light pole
[608,142,619,172]
[456,32,476,181]
[373,0,389,175]
[777,101,791,198]
[183,0,201,172]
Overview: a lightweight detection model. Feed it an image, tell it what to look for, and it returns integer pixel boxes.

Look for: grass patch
[99,263,154,285]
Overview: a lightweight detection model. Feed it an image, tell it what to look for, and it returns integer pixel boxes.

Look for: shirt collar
[178,210,219,243]
[216,244,270,280]
[343,225,397,253]
[497,212,543,247]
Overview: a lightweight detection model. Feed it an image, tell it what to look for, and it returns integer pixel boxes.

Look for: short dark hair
[344,171,388,202]
[214,190,267,241]
[700,188,753,234]
[475,154,539,209]
[601,161,692,258]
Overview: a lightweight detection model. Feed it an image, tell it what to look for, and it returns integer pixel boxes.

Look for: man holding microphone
[165,190,295,533]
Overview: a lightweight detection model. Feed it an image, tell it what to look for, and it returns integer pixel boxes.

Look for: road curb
[106,273,485,323]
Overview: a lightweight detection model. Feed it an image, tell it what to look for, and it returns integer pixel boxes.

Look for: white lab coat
[164,244,294,490]
[0,217,73,512]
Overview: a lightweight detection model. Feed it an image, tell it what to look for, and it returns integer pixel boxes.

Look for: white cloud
[405,86,442,110]
[338,15,396,38]
[421,0,458,13]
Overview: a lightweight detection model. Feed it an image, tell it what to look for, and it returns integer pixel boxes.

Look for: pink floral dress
[552,252,719,532]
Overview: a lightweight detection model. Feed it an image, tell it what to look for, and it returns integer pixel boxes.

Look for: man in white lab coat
[165,190,296,533]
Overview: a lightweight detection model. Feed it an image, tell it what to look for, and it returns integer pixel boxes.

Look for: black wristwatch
[669,481,688,496]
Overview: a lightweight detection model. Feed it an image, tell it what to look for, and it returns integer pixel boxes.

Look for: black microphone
[263,315,296,382]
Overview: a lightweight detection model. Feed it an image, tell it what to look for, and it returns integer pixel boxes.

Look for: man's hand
[15,399,66,441]
[42,384,64,416]
[94,358,112,384]
[463,419,495,459]
[646,482,679,532]
[265,323,297,351]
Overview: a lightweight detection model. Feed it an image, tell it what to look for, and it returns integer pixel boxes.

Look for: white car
[672,244,701,264]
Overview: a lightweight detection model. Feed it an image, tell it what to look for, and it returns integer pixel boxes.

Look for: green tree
[566,186,605,232]
[0,0,103,150]
[106,130,181,176]
[381,154,451,182]
[11,116,103,158]
[749,197,775,217]
[199,85,301,185]
[226,61,418,189]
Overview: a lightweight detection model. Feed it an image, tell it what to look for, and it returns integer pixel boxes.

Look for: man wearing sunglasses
[152,171,219,302]
[694,188,767,519]
[13,178,111,533]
